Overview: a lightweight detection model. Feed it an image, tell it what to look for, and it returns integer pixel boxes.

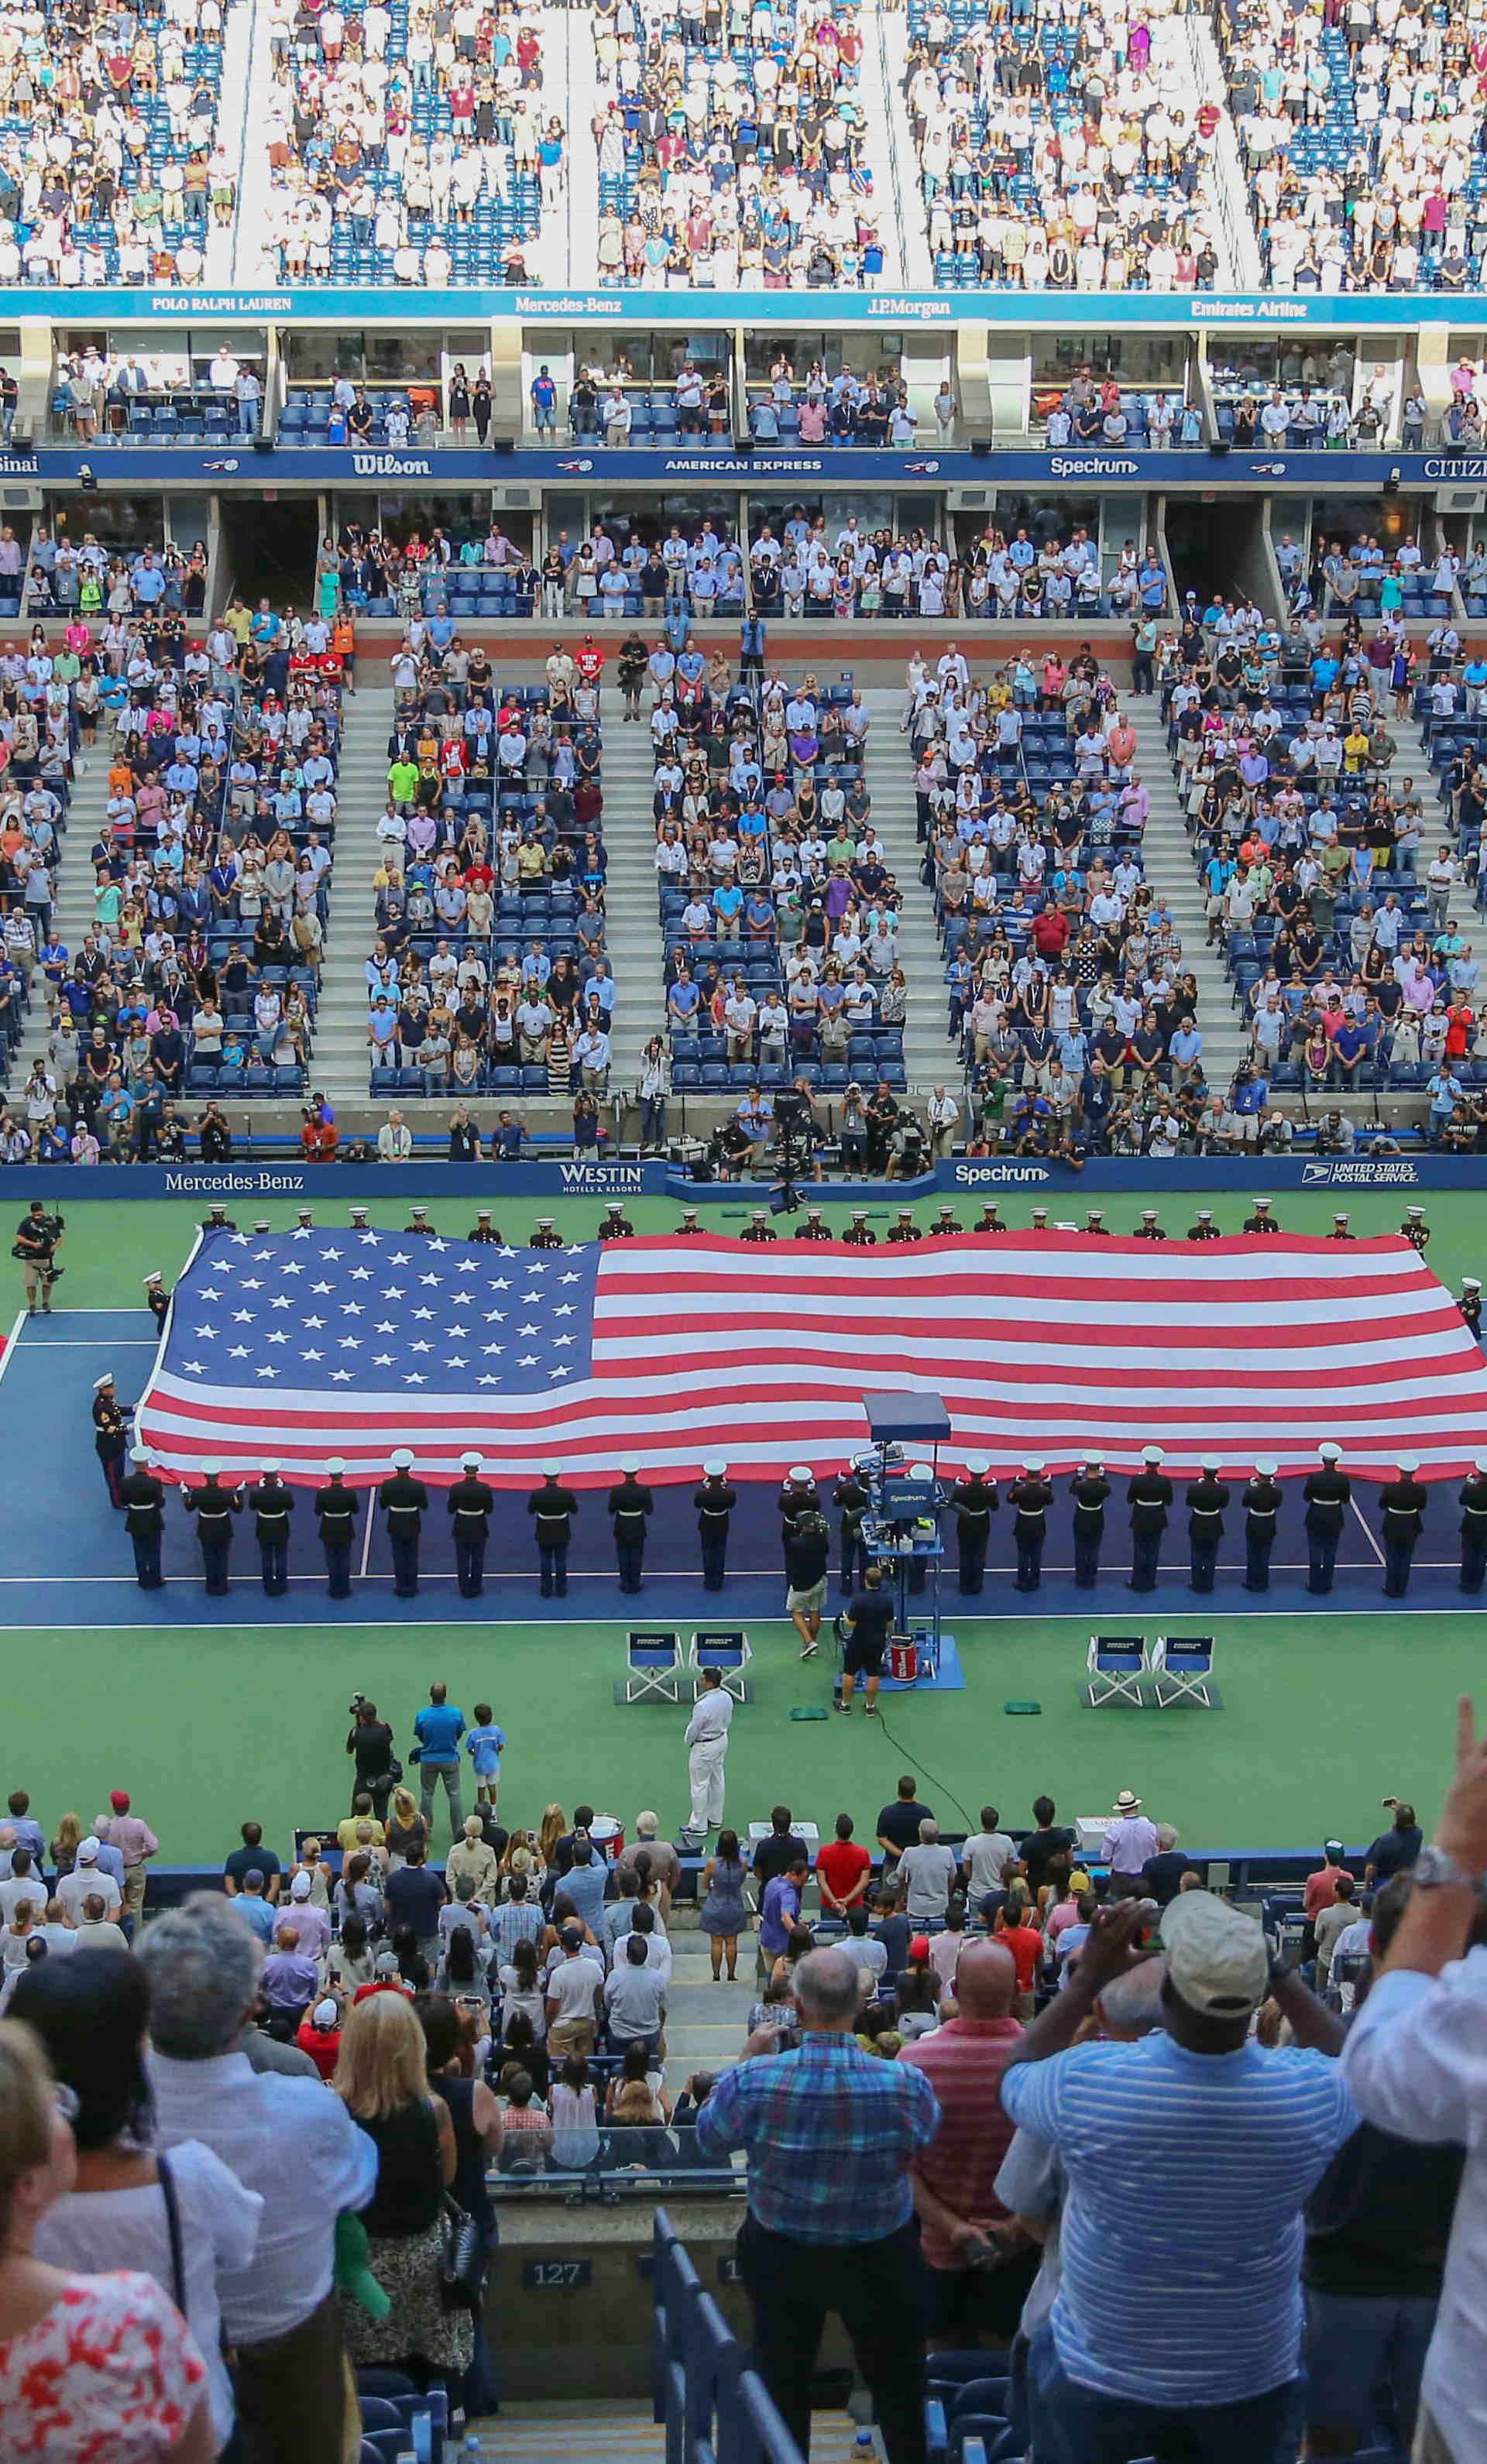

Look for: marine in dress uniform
[1402,1206,1430,1252]
[608,1465,654,1592]
[1459,1277,1482,1342]
[1070,1460,1111,1587]
[1008,1458,1053,1591]
[314,1457,358,1597]
[832,1463,872,1595]
[91,1374,132,1507]
[947,1457,998,1594]
[379,1449,429,1596]
[1303,1441,1351,1593]
[675,1208,705,1236]
[1127,1445,1173,1591]
[778,1467,821,1530]
[1187,1211,1221,1242]
[1328,1213,1355,1241]
[1378,1456,1428,1597]
[694,1459,737,1591]
[1083,1210,1111,1237]
[448,1452,495,1597]
[1133,1210,1167,1242]
[295,1210,315,1232]
[1244,1199,1281,1235]
[1460,1455,1487,1593]
[405,1206,438,1237]
[1242,1457,1283,1591]
[887,1210,924,1244]
[529,1219,565,1249]
[143,1273,170,1329]
[740,1210,778,1243]
[843,1210,877,1246]
[977,1205,1006,1234]
[119,1445,166,1590]
[201,1204,237,1234]
[597,1204,635,1241]
[467,1210,502,1244]
[527,1467,579,1596]
[794,1208,833,1241]
[247,1463,294,1595]
[180,1462,242,1594]
[934,1207,965,1236]
[1029,1209,1050,1234]
[1185,1457,1230,1593]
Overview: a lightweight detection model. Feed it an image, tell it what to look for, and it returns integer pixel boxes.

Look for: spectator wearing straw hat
[1103,1793,1159,1879]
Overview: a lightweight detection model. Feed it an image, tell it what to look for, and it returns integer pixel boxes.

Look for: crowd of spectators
[0,0,240,288]
[366,627,613,1100]
[0,1723,1472,2464]
[50,343,264,444]
[589,0,884,290]
[903,0,1226,290]
[1163,592,1487,1146]
[256,0,550,285]
[2,591,338,1162]
[1225,0,1487,291]
[904,641,1200,1159]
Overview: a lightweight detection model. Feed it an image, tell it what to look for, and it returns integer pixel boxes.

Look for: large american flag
[135,1227,1487,1487]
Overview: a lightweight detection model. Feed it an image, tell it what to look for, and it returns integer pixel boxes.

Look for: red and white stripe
[135,1232,1487,1487]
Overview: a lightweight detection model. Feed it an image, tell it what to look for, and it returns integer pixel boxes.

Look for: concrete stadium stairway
[594,698,669,1076]
[13,745,111,1090]
[661,1919,755,2089]
[312,689,393,1103]
[860,682,956,1094]
[1125,700,1248,1087]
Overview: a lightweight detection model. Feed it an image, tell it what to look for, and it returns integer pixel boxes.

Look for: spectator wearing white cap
[1102,1792,1159,1880]
[246,1463,294,1596]
[1128,1448,1172,1594]
[314,1457,357,1597]
[1001,1895,1355,2464]
[947,1458,998,1594]
[1378,1459,1429,1599]
[378,1450,427,1597]
[1242,1459,1283,1592]
[56,1839,122,1929]
[1008,1459,1053,1592]
[1304,1444,1351,1595]
[447,1453,494,1599]
[1186,1457,1231,1594]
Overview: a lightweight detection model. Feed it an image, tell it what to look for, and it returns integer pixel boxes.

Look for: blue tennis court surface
[2,1310,1482,1629]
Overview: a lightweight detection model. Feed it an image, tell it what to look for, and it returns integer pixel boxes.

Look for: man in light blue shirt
[412,1681,465,1832]
[1001,1893,1355,2464]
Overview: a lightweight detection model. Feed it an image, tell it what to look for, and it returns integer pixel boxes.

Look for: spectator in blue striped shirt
[695,1945,939,2464]
[491,1875,544,1971]
[1001,1894,1355,2464]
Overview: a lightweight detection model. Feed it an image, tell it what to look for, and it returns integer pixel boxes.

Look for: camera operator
[773,1079,825,1188]
[345,1694,399,1820]
[195,1100,232,1162]
[13,1198,63,1316]
[887,1107,928,1182]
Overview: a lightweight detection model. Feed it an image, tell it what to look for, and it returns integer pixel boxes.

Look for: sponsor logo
[662,456,823,475]
[1249,460,1288,476]
[953,1162,1053,1185]
[559,1162,646,1192]
[165,1169,308,1193]
[351,453,432,477]
[514,293,623,316]
[1190,297,1310,321]
[201,457,242,473]
[867,298,954,320]
[1423,457,1487,481]
[1049,455,1139,477]
[904,459,942,474]
[0,449,37,472]
[556,457,596,473]
[149,292,292,314]
[1300,1160,1422,1186]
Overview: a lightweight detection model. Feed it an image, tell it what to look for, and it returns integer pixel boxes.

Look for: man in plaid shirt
[697,1946,940,2464]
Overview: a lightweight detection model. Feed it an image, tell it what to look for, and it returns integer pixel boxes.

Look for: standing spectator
[0,2019,214,2464]
[1001,1898,1355,2464]
[898,1940,1035,2346]
[94,1788,159,1933]
[412,1682,465,1836]
[1103,1789,1160,1882]
[331,1992,472,2384]
[17,1950,263,2459]
[696,1948,940,2464]
[138,1896,378,2464]
[1363,1801,1423,1890]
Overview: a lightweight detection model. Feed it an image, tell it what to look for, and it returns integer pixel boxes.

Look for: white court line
[358,1492,375,1580]
[11,1607,1487,1632]
[0,1309,26,1392]
[1350,1497,1388,1567]
[12,1339,157,1348]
